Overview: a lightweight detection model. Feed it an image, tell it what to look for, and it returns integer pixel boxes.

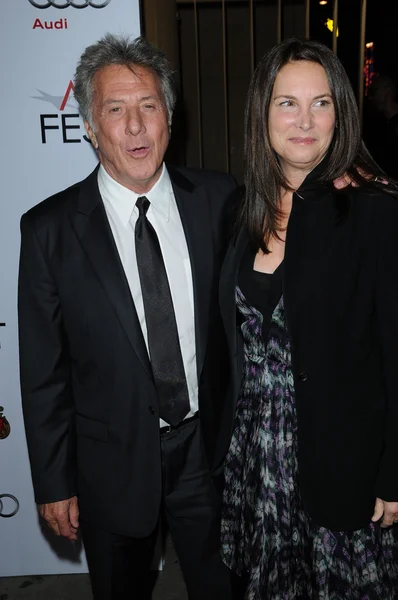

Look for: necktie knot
[136,196,150,216]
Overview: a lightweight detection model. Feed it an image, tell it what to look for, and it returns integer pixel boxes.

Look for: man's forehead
[91,64,164,104]
[95,63,158,86]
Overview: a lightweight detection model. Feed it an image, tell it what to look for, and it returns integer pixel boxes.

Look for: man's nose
[126,109,145,135]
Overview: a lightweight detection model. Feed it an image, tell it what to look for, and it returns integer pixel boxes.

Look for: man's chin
[122,168,163,194]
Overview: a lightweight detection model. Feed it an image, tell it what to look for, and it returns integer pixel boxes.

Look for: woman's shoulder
[335,182,398,211]
[338,185,398,238]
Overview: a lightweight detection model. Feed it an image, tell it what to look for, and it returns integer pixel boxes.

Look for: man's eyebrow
[102,98,126,105]
[101,95,161,105]
[140,95,161,102]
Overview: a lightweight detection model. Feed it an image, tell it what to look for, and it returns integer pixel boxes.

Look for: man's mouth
[127,146,150,157]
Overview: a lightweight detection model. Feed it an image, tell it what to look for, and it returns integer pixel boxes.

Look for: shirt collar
[98,163,172,225]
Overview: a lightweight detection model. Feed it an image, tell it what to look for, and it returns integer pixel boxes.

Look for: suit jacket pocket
[76,414,109,443]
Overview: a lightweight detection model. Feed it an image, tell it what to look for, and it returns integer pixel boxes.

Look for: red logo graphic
[0,407,10,440]
[31,81,91,145]
[32,80,76,111]
[60,80,75,110]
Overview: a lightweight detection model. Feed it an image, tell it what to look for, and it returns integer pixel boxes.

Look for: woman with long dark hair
[217,38,398,599]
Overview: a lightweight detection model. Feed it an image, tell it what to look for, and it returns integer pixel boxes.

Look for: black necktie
[135,196,190,426]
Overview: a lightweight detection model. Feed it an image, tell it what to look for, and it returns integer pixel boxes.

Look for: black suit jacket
[216,174,398,531]
[18,165,237,537]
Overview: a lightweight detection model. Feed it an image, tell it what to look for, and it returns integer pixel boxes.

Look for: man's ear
[84,120,98,149]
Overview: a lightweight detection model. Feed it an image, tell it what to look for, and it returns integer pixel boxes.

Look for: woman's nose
[297,108,313,131]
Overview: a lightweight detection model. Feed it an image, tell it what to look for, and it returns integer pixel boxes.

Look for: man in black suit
[18,34,236,600]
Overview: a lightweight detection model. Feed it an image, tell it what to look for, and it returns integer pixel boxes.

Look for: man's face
[85,64,170,194]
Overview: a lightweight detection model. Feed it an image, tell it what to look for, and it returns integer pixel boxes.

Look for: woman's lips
[289,137,316,144]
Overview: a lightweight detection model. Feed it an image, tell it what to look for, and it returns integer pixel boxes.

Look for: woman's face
[268,60,336,182]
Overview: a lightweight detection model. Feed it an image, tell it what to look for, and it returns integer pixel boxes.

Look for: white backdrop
[0,0,141,576]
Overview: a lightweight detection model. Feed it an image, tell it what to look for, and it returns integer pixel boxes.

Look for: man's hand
[333,169,388,190]
[371,497,398,528]
[333,173,357,190]
[38,496,79,540]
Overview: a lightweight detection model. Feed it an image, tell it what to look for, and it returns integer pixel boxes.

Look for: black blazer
[18,165,237,538]
[216,173,398,531]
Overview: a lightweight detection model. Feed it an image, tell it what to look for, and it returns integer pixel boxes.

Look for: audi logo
[0,494,19,518]
[29,0,111,8]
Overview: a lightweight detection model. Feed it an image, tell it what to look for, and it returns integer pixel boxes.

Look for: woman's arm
[373,194,398,519]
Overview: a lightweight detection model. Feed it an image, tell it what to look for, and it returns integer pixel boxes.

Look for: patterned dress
[220,254,398,600]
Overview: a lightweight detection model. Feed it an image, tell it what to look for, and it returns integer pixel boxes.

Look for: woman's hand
[371,497,398,527]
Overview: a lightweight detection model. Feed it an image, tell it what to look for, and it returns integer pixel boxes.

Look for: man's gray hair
[74,33,177,127]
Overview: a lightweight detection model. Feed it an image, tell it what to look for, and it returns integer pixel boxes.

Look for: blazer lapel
[284,187,336,343]
[219,227,248,365]
[168,167,213,380]
[70,168,152,377]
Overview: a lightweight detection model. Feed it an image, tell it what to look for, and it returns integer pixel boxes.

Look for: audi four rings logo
[0,494,19,518]
[29,0,111,8]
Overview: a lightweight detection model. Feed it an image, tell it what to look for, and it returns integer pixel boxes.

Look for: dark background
[142,0,398,182]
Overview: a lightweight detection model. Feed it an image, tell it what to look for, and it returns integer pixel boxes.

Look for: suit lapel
[70,168,152,377]
[168,167,213,380]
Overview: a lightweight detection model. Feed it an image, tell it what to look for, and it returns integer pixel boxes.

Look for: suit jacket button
[148,405,155,415]
[298,372,308,382]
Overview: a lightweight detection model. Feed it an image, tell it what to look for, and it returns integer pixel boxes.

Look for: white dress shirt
[98,164,198,427]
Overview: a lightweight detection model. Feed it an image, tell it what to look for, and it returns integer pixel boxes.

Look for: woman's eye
[315,99,331,107]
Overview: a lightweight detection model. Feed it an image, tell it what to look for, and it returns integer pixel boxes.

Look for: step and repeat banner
[0,0,141,576]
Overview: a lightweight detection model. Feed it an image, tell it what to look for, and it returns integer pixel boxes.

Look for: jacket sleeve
[374,196,398,501]
[18,214,76,504]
